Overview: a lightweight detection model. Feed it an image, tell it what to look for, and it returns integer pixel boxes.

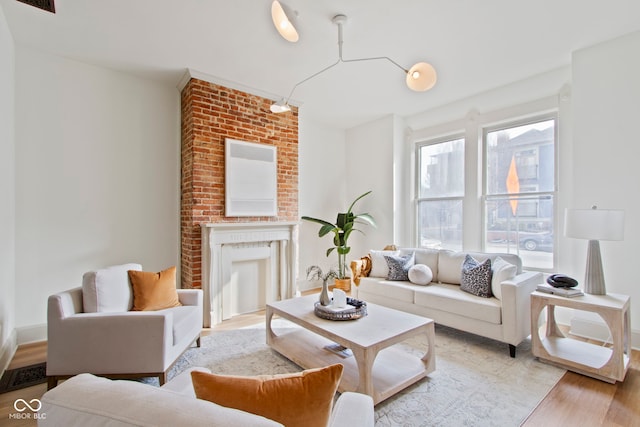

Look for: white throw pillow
[408,264,433,286]
[82,263,142,313]
[491,256,517,300]
[369,250,400,278]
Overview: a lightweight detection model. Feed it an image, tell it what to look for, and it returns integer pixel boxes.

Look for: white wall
[13,47,180,340]
[0,4,17,370]
[297,113,347,290]
[345,115,397,259]
[570,30,640,332]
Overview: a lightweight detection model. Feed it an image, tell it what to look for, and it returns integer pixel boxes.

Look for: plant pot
[333,278,351,293]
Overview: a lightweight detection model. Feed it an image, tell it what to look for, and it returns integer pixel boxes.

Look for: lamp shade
[564,207,625,241]
[270,99,291,113]
[406,62,437,91]
[271,1,298,42]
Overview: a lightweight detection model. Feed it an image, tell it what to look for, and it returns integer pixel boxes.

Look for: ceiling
[3,0,640,129]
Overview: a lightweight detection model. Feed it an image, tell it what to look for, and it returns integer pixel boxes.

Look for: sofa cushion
[357,277,416,303]
[82,263,142,313]
[191,364,343,427]
[408,264,433,286]
[414,283,502,324]
[129,266,182,311]
[460,255,493,298]
[166,305,201,345]
[468,251,523,274]
[369,250,400,278]
[437,250,465,284]
[491,256,517,300]
[384,252,415,281]
[401,248,439,281]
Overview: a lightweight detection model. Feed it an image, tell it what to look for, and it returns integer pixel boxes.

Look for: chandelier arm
[285,59,341,102]
[341,55,409,73]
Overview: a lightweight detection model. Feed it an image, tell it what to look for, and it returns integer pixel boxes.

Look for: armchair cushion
[129,266,182,311]
[82,263,141,313]
[191,363,344,427]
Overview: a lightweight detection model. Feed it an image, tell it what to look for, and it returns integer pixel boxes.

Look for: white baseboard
[570,316,640,350]
[16,323,47,345]
[0,329,17,376]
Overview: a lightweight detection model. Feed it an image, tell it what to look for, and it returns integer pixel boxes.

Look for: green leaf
[326,247,336,257]
[301,216,335,229]
[337,246,351,255]
[354,213,376,227]
[346,190,372,214]
[318,224,335,237]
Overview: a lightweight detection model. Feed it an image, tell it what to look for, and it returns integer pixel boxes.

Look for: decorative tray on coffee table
[314,298,367,321]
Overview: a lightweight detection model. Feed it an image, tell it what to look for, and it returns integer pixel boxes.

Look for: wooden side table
[530,291,631,383]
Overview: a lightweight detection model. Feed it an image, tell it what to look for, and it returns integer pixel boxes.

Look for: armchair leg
[196,336,201,348]
[47,376,59,390]
[158,372,167,386]
[509,344,516,358]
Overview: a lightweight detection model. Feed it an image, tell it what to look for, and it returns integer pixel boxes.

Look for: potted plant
[302,191,376,291]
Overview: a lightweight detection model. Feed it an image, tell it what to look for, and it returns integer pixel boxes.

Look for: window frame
[481,113,559,272]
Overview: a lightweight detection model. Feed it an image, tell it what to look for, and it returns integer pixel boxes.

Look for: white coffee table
[266,294,435,404]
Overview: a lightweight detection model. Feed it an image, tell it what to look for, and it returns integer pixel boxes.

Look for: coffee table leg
[350,347,376,399]
[265,307,275,346]
[422,322,436,373]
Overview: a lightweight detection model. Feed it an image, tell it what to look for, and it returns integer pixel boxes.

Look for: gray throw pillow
[460,254,493,298]
[384,252,415,281]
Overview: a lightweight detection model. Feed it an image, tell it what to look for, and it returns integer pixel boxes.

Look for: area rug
[160,322,565,427]
[0,362,47,394]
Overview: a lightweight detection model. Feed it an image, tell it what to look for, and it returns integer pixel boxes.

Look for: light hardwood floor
[1,309,638,427]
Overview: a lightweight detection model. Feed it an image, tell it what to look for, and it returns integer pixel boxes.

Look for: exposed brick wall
[180,78,299,289]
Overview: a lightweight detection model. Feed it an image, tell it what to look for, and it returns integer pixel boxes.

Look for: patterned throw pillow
[384,252,415,281]
[460,255,493,298]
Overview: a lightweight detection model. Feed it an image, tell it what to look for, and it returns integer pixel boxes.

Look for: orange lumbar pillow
[191,363,344,427]
[128,266,182,311]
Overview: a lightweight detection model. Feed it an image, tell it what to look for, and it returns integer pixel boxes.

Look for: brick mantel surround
[180,77,299,289]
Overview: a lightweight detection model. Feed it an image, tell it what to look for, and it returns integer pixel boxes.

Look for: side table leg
[545,305,564,337]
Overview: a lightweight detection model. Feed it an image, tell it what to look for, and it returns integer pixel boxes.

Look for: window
[483,117,556,270]
[416,137,465,251]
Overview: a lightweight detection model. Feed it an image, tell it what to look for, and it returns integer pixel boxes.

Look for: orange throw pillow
[191,364,343,427]
[128,266,182,311]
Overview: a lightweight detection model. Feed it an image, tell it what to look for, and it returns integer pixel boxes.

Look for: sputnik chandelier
[269,1,437,113]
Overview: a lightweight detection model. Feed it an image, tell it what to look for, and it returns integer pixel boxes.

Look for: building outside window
[416,137,465,251]
[483,116,556,270]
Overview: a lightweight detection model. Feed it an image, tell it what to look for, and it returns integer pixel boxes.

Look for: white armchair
[46,263,203,389]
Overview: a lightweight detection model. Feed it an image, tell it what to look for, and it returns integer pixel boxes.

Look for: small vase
[319,280,331,306]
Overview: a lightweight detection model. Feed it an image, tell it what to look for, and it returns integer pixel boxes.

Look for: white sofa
[47,263,203,388]
[352,248,543,357]
[38,368,375,427]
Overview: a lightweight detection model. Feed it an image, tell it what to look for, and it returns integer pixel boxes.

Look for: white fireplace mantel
[201,222,299,326]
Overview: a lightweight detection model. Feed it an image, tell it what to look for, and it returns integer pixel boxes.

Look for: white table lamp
[564,206,624,295]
